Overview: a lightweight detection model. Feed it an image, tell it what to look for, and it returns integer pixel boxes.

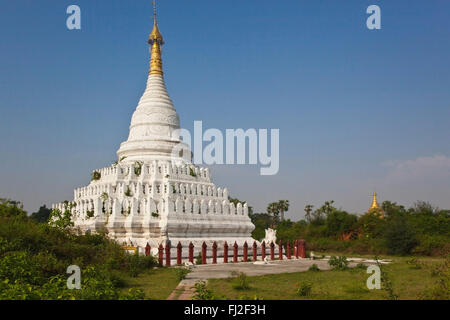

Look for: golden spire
[148,1,164,75]
[370,192,379,210]
[369,192,384,218]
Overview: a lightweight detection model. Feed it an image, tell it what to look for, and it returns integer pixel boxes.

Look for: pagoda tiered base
[53,160,256,249]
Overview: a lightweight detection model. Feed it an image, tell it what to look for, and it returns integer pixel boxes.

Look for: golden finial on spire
[370,192,379,210]
[368,191,384,218]
[149,0,164,45]
[148,0,164,75]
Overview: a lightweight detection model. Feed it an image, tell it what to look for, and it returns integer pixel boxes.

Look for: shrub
[124,187,132,197]
[237,295,264,300]
[355,262,367,269]
[384,218,418,255]
[125,252,158,277]
[406,257,422,269]
[296,281,312,297]
[231,271,250,290]
[73,266,121,300]
[0,251,44,285]
[421,281,450,300]
[91,171,101,181]
[133,162,143,176]
[192,281,214,300]
[195,252,202,265]
[121,288,146,300]
[328,256,349,270]
[324,210,358,238]
[108,271,127,288]
[175,267,191,281]
[430,258,449,278]
[0,214,153,300]
[151,212,159,218]
[308,264,320,272]
[0,264,147,300]
[49,202,74,229]
[422,257,449,300]
[412,235,449,256]
[0,199,27,219]
[357,212,386,239]
[30,205,51,223]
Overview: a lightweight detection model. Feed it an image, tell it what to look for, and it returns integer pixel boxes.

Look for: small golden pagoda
[368,192,384,218]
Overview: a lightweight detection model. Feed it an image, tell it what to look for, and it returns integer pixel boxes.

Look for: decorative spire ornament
[368,192,384,218]
[370,192,379,210]
[148,0,164,75]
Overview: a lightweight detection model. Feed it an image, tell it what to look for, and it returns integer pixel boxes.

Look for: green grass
[121,267,180,300]
[206,256,447,300]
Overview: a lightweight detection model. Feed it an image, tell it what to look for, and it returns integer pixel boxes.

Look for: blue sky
[1,0,449,218]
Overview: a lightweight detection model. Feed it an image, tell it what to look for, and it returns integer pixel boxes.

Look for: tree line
[250,199,449,256]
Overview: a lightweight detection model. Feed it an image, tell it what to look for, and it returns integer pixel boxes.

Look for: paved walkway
[167,279,200,300]
[185,258,334,280]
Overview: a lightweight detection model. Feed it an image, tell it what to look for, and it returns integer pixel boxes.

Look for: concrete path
[167,279,201,300]
[185,258,335,280]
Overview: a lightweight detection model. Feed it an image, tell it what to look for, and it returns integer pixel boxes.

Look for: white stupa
[53,4,255,252]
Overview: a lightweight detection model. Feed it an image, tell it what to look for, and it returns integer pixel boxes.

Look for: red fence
[145,239,307,267]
